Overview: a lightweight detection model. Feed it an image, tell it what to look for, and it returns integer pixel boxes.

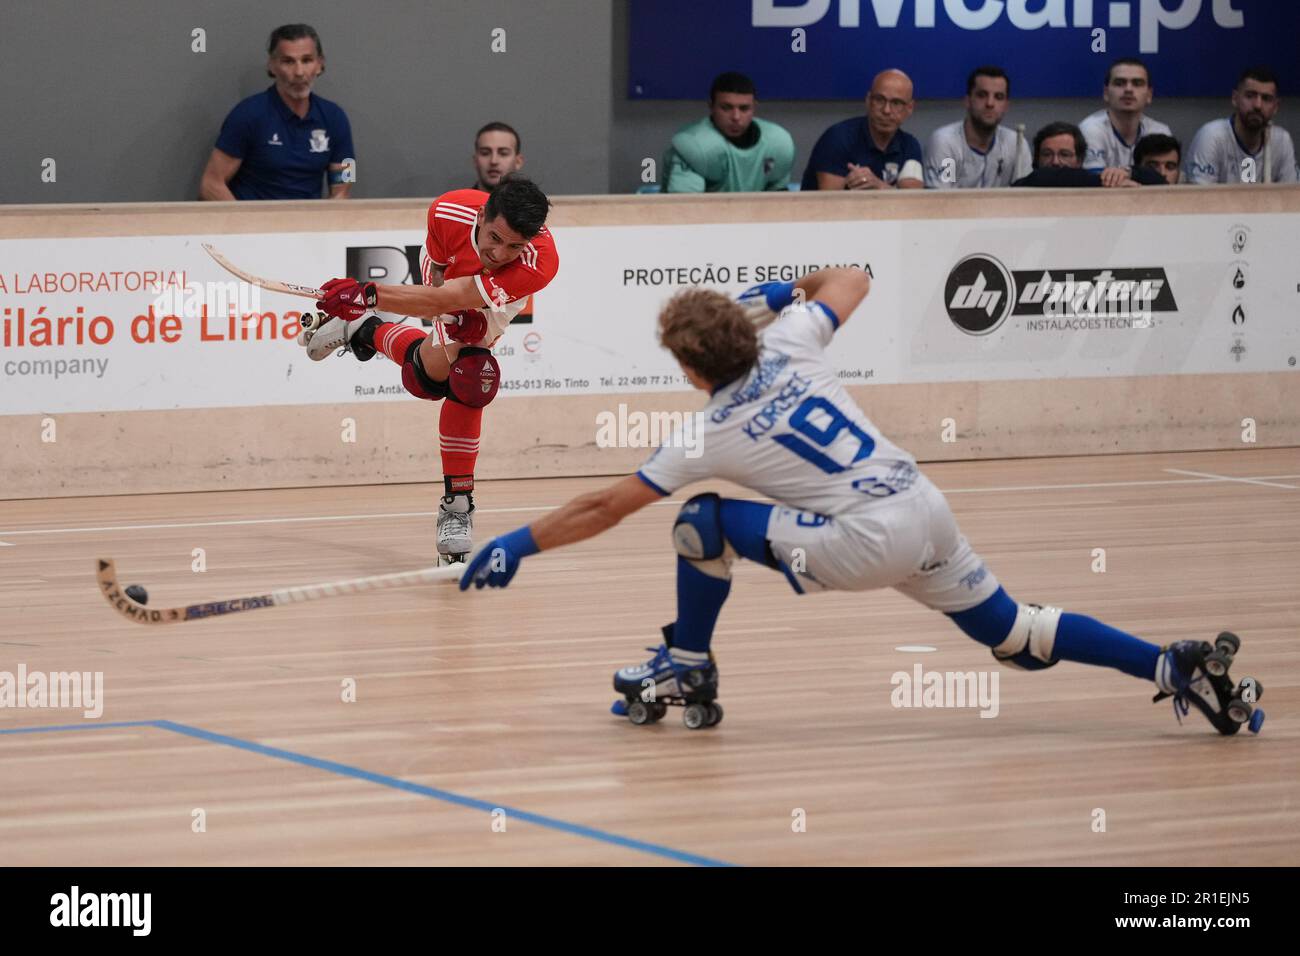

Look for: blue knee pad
[672,494,775,567]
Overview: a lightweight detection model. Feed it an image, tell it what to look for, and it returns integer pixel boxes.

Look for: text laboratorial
[0,270,186,295]
[2,307,307,347]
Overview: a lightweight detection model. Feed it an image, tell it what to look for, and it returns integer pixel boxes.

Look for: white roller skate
[297,313,378,362]
[437,493,475,566]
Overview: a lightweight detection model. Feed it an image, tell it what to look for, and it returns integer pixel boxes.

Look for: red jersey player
[301,176,559,564]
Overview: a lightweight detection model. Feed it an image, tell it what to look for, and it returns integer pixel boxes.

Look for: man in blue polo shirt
[801,69,924,190]
[200,24,356,200]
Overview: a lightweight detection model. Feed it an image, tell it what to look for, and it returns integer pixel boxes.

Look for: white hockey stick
[202,243,326,300]
[202,242,457,326]
[97,557,464,626]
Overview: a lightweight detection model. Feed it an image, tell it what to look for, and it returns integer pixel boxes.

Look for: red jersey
[423,188,559,312]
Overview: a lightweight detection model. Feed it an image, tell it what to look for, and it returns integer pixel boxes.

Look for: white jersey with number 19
[637,302,918,516]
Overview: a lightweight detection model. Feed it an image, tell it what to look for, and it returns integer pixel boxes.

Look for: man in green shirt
[662,72,795,192]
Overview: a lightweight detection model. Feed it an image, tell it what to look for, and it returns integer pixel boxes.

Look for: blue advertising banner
[629,0,1300,99]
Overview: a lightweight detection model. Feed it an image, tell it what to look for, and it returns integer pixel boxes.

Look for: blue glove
[459,526,539,590]
[736,280,797,328]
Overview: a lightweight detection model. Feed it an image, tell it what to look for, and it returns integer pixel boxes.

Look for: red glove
[445,309,489,344]
[316,278,377,320]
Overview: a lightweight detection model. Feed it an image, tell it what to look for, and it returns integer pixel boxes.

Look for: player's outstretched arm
[794,266,871,324]
[459,475,661,590]
[374,278,487,317]
[738,267,870,330]
[315,276,491,322]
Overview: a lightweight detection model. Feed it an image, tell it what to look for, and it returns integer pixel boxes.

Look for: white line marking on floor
[1163,468,1300,490]
[3,474,1298,538]
[895,645,938,653]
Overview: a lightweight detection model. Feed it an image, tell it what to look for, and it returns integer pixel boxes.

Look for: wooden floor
[1,447,1297,866]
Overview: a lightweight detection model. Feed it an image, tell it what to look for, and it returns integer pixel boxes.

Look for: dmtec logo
[945,254,1013,335]
[945,254,1178,335]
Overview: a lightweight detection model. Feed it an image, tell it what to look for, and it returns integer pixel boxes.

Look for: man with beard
[1186,67,1298,184]
[924,66,1031,189]
[662,72,795,192]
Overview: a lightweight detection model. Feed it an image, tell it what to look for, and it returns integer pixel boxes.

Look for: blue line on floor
[0,718,732,866]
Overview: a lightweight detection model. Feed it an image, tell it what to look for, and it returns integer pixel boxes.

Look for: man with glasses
[1185,67,1298,184]
[801,70,923,191]
[1013,122,1164,187]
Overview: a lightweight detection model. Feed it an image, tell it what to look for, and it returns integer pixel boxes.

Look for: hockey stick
[202,243,456,326]
[202,243,326,300]
[96,557,464,626]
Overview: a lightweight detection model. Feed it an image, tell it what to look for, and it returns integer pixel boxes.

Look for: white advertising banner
[1,214,1295,417]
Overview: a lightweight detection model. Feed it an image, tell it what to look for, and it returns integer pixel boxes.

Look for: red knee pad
[400,341,449,402]
[447,347,500,408]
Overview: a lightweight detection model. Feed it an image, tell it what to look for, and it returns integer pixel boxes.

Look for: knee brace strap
[992,603,1063,671]
[401,340,449,402]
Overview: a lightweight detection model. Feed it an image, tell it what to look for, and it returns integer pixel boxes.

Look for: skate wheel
[1249,709,1265,734]
[611,699,628,717]
[1238,677,1263,703]
[1215,632,1241,655]
[1204,650,1231,678]
[650,702,668,720]
[683,703,709,730]
[707,702,724,726]
[1226,699,1252,724]
[627,700,652,725]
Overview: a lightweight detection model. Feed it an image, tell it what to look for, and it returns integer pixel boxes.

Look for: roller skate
[610,624,723,729]
[297,313,378,362]
[1153,632,1265,735]
[437,492,474,566]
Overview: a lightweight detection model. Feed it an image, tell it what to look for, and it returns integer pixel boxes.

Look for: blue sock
[947,587,1161,680]
[673,557,730,653]
[1055,613,1161,680]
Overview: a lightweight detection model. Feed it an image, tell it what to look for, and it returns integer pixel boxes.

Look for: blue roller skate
[1153,632,1265,735]
[611,624,723,729]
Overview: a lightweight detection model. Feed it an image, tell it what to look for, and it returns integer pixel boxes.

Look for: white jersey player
[925,67,1032,189]
[1185,68,1298,185]
[461,269,1269,738]
[1079,59,1171,172]
[1080,110,1171,170]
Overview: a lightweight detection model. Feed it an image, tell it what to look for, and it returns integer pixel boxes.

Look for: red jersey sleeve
[474,226,561,309]
[425,189,488,267]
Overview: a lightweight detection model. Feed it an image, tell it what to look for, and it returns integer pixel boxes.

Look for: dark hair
[710,71,757,100]
[1032,122,1086,167]
[268,24,323,58]
[1106,57,1149,85]
[1134,133,1181,165]
[476,122,521,154]
[967,66,1009,96]
[1237,66,1279,92]
[483,175,550,238]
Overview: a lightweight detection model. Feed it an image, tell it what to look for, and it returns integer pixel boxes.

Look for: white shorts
[764,473,1000,613]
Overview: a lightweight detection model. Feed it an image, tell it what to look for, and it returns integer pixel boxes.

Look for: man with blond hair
[460,271,1265,737]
